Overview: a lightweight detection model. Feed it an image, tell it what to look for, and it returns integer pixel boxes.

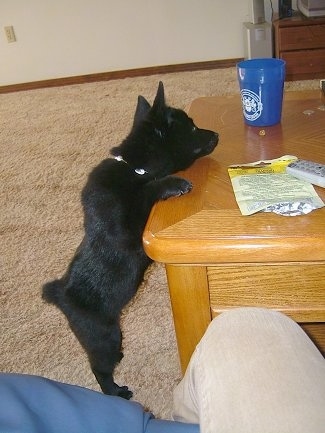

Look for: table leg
[165,264,212,374]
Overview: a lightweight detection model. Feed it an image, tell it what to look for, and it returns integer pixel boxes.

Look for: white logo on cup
[241,89,263,121]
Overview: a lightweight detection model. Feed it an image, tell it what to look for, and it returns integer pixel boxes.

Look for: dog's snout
[203,132,218,155]
[209,132,219,148]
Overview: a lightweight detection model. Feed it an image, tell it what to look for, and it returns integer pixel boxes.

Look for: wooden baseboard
[0,58,242,94]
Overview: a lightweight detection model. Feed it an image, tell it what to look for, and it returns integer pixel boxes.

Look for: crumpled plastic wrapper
[264,200,321,216]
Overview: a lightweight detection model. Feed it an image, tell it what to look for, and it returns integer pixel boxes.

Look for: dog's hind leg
[68,312,133,399]
[89,321,133,399]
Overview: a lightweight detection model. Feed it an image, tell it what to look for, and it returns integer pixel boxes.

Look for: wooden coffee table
[143,90,325,373]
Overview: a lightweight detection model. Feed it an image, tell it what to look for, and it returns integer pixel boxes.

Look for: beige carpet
[0,68,320,419]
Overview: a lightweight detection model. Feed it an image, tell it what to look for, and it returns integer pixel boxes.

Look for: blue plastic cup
[237,58,286,127]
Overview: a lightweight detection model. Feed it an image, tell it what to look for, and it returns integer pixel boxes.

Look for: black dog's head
[111,82,218,178]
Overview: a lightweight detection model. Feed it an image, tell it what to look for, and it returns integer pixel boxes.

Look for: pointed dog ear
[152,81,165,111]
[133,95,151,126]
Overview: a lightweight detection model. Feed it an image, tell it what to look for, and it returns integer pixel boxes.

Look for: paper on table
[228,155,325,216]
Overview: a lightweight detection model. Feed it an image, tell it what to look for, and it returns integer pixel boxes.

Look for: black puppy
[42,82,218,399]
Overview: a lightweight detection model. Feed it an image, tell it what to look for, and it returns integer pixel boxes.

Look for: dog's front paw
[161,176,193,200]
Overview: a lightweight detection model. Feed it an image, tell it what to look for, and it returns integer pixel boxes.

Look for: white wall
[1,0,281,86]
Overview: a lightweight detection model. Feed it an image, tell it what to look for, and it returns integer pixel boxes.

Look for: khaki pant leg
[173,307,325,433]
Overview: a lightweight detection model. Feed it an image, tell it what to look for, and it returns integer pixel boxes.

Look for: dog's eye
[192,126,197,132]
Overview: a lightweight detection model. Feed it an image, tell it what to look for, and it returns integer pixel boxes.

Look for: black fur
[42,82,218,399]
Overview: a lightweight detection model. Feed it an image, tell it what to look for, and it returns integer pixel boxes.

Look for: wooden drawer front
[279,25,325,50]
[301,323,325,354]
[280,49,325,75]
[207,264,325,322]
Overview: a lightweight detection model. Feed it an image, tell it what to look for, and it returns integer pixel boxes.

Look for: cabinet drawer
[207,264,325,322]
[279,24,325,50]
[280,49,325,75]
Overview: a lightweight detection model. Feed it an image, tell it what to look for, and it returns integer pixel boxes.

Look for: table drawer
[278,24,325,50]
[207,264,325,322]
[280,49,325,76]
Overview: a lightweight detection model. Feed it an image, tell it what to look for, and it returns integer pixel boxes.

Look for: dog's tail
[42,279,63,305]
